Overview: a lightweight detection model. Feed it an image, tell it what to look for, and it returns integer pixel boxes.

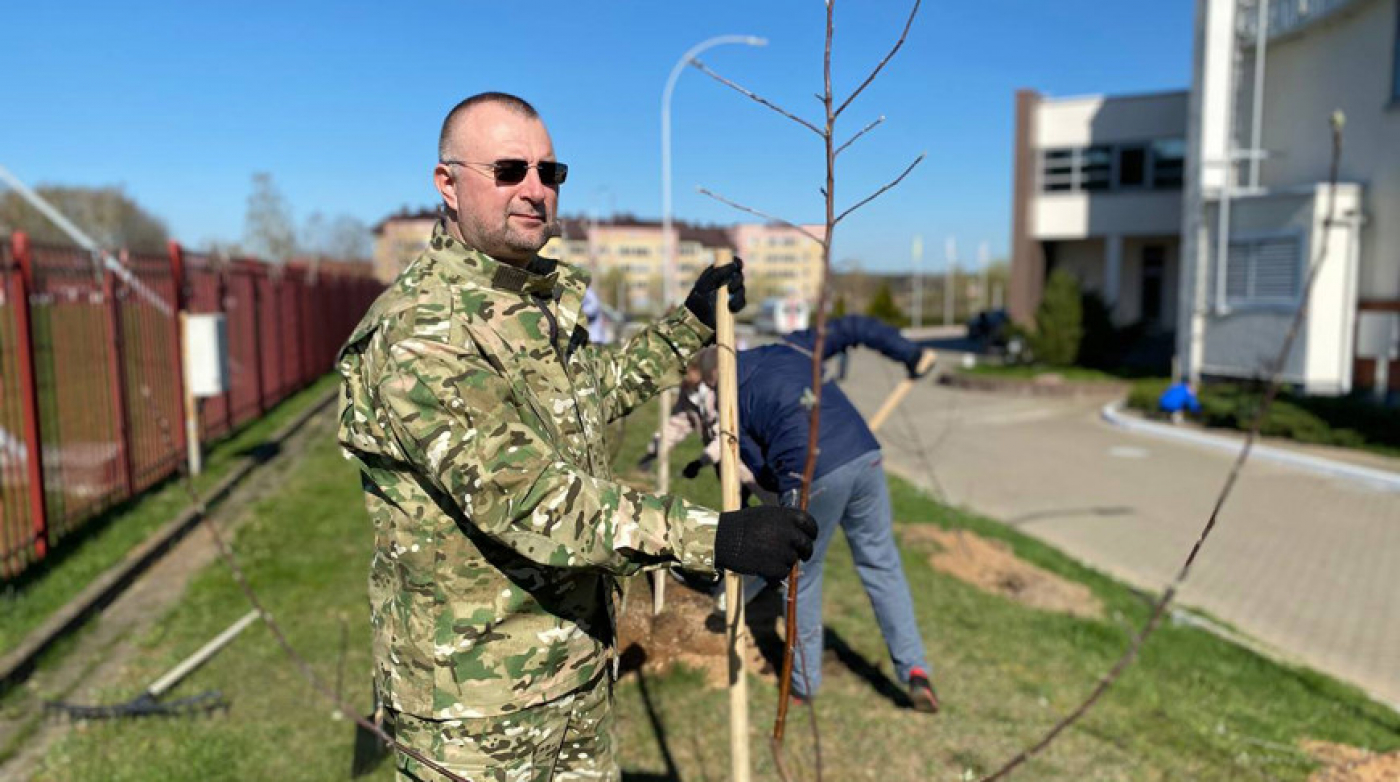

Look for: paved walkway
[838,350,1400,707]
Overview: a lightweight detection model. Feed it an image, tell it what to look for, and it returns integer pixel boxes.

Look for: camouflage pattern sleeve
[582,306,712,424]
[376,334,719,575]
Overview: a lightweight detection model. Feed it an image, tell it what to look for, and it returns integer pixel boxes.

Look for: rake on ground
[45,610,261,720]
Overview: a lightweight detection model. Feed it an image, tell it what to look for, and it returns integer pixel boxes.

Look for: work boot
[907,668,940,714]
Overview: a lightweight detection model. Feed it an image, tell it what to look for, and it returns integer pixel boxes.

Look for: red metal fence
[0,233,381,578]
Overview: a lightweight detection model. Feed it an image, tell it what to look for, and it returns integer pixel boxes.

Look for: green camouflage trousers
[391,675,617,782]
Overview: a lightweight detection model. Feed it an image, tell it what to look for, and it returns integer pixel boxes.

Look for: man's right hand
[713,506,818,581]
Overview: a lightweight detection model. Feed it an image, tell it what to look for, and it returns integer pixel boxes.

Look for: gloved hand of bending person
[684,257,746,330]
[905,348,938,379]
[681,458,707,480]
[713,506,818,581]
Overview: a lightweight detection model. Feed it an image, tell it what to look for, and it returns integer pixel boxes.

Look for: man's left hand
[685,257,746,330]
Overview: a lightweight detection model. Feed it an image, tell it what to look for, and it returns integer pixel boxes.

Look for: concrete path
[838,350,1400,707]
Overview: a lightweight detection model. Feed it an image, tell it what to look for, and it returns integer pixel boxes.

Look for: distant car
[753,296,811,336]
[966,308,1010,343]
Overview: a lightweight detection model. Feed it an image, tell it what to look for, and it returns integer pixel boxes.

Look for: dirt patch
[617,575,773,689]
[899,525,1104,620]
[1302,739,1400,781]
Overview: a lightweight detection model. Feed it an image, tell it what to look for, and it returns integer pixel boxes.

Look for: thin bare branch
[835,116,885,157]
[833,153,925,225]
[834,0,922,118]
[697,187,826,247]
[690,58,825,137]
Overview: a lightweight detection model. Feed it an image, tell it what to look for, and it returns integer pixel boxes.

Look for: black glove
[905,348,936,379]
[682,459,706,480]
[637,451,657,471]
[685,257,746,330]
[713,506,818,581]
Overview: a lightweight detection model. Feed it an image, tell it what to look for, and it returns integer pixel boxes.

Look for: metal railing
[1237,0,1363,42]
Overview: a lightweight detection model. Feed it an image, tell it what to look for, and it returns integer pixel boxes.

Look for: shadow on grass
[743,585,914,711]
[824,629,912,709]
[1003,505,1135,529]
[634,667,683,782]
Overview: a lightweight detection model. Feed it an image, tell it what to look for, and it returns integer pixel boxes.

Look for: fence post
[11,233,50,560]
[166,241,191,465]
[102,256,135,498]
[272,272,286,402]
[250,266,266,415]
[217,262,234,433]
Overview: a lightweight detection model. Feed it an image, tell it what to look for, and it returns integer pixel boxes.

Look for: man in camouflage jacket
[337,92,816,781]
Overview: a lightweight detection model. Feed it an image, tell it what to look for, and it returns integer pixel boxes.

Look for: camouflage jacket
[336,221,719,719]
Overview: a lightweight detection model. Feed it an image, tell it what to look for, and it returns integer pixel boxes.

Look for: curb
[942,372,1131,399]
[0,388,338,695]
[1101,402,1400,493]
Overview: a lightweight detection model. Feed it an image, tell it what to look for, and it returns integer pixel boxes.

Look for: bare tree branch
[834,0,922,119]
[835,115,885,157]
[697,186,827,246]
[833,153,925,226]
[690,58,825,137]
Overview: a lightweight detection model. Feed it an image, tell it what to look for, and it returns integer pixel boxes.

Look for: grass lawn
[28,395,1400,781]
[0,374,339,659]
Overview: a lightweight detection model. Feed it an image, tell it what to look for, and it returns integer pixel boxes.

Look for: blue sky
[2,1,1193,272]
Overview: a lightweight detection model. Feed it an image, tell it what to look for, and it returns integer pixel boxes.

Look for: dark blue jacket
[735,316,922,495]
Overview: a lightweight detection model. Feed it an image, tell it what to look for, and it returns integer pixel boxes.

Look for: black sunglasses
[442,158,568,186]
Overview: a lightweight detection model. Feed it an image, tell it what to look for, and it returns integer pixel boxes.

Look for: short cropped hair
[690,346,719,377]
[438,92,540,160]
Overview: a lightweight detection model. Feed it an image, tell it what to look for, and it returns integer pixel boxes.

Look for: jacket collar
[426,220,562,296]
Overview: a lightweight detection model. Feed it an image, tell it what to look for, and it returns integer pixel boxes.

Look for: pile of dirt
[616,575,774,688]
[1302,740,1400,781]
[899,525,1104,619]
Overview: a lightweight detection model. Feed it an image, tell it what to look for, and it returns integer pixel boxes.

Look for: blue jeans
[783,451,929,697]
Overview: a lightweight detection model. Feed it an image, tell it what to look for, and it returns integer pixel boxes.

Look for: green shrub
[1030,270,1082,367]
[1125,378,1399,456]
[864,282,908,328]
[1128,378,1173,415]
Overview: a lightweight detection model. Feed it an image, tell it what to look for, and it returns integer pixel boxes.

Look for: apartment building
[373,210,825,315]
[371,208,438,283]
[728,223,827,304]
[1010,0,1400,395]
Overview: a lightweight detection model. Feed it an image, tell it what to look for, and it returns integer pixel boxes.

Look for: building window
[1040,141,1184,193]
[1081,146,1113,191]
[1042,149,1075,192]
[1224,235,1301,304]
[1118,145,1148,188]
[1151,139,1185,189]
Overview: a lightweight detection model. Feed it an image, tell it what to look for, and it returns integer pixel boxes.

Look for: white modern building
[1008,89,1189,339]
[1011,0,1400,396]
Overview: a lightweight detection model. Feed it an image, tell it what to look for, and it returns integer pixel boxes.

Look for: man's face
[434,102,560,263]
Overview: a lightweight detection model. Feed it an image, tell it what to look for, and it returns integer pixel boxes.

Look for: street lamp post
[661,34,767,307]
[655,33,767,559]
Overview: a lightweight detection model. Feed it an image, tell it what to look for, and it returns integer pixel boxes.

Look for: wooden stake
[715,262,750,782]
[866,349,936,433]
[652,388,673,615]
